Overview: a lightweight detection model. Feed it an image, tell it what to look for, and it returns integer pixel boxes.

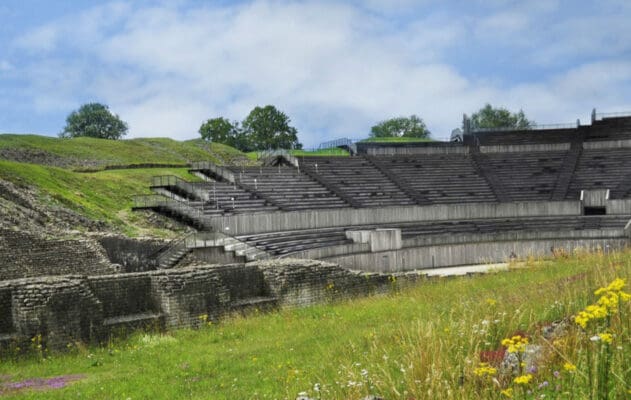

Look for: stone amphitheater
[3,110,631,349]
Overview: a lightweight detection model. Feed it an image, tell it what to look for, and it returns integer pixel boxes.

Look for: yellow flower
[473,362,497,378]
[514,374,533,385]
[598,332,613,344]
[594,278,625,295]
[501,335,529,353]
[563,362,577,372]
[500,388,513,398]
[485,298,497,306]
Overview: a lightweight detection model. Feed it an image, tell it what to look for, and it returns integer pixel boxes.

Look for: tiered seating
[238,215,628,256]
[567,148,631,199]
[475,129,576,146]
[229,166,348,211]
[477,151,567,201]
[586,117,631,141]
[299,156,416,207]
[370,155,496,204]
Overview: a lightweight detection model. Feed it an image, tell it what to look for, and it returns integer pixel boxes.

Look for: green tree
[199,117,247,148]
[370,115,431,138]
[242,105,302,150]
[468,104,533,130]
[60,103,128,139]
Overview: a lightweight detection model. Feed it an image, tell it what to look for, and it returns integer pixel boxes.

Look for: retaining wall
[325,238,628,272]
[0,230,117,280]
[479,143,571,153]
[214,201,582,235]
[0,260,408,350]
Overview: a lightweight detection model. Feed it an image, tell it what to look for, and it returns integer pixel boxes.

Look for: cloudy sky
[1,0,630,147]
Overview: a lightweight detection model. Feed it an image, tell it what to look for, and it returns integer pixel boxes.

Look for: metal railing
[472,122,578,133]
[190,161,236,183]
[132,194,214,228]
[594,111,631,120]
[318,138,356,149]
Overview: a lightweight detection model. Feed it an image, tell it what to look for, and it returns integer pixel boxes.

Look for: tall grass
[0,249,629,399]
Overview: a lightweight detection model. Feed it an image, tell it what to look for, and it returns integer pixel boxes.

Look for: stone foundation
[0,259,416,350]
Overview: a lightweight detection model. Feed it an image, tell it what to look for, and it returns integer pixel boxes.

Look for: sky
[1,0,630,147]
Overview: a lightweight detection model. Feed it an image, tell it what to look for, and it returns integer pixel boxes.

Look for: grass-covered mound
[0,160,198,236]
[1,250,629,399]
[0,134,254,236]
[0,135,247,168]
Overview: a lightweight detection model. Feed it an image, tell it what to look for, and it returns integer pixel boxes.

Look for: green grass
[0,135,246,168]
[0,160,199,236]
[1,250,629,399]
[360,137,434,143]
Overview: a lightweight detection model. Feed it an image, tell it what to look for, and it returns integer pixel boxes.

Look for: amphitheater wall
[480,143,571,153]
[324,238,628,272]
[607,199,631,214]
[0,261,405,349]
[211,201,582,235]
[98,236,164,272]
[583,140,631,149]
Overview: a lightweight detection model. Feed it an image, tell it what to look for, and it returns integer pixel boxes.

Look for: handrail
[594,111,631,120]
[190,161,236,183]
[154,231,229,268]
[318,138,356,149]
[132,194,214,229]
[151,175,204,200]
[472,122,578,133]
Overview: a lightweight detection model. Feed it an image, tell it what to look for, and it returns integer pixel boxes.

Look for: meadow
[0,249,629,399]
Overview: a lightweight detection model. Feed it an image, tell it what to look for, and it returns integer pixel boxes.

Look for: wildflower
[501,335,529,353]
[553,370,561,378]
[514,374,533,385]
[597,332,613,344]
[562,362,576,372]
[473,362,497,378]
[486,298,497,306]
[500,388,513,398]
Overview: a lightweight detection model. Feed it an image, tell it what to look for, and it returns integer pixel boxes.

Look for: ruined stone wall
[98,236,164,272]
[0,229,117,280]
[0,260,406,350]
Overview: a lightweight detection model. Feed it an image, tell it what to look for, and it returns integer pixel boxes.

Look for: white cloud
[10,0,631,145]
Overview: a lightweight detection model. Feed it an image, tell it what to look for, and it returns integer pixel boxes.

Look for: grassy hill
[0,134,252,236]
[0,135,248,168]
[0,250,628,399]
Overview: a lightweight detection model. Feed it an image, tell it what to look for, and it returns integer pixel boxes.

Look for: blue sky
[1,0,631,147]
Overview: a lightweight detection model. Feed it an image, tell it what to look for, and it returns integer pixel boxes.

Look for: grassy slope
[0,135,251,236]
[1,251,629,399]
[0,161,198,236]
[0,135,245,167]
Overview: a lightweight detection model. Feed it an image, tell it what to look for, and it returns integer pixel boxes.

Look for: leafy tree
[60,103,128,139]
[370,115,431,138]
[242,105,302,150]
[199,117,239,146]
[468,104,533,130]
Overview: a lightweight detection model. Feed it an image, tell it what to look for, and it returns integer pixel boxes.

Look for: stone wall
[98,236,165,272]
[0,260,407,350]
[0,229,117,280]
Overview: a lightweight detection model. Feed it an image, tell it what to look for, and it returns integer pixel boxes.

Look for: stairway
[551,142,582,200]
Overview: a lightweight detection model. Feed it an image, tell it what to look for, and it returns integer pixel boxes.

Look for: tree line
[59,103,533,145]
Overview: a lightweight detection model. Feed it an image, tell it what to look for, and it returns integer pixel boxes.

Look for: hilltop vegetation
[0,250,628,399]
[0,135,249,169]
[0,134,252,237]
